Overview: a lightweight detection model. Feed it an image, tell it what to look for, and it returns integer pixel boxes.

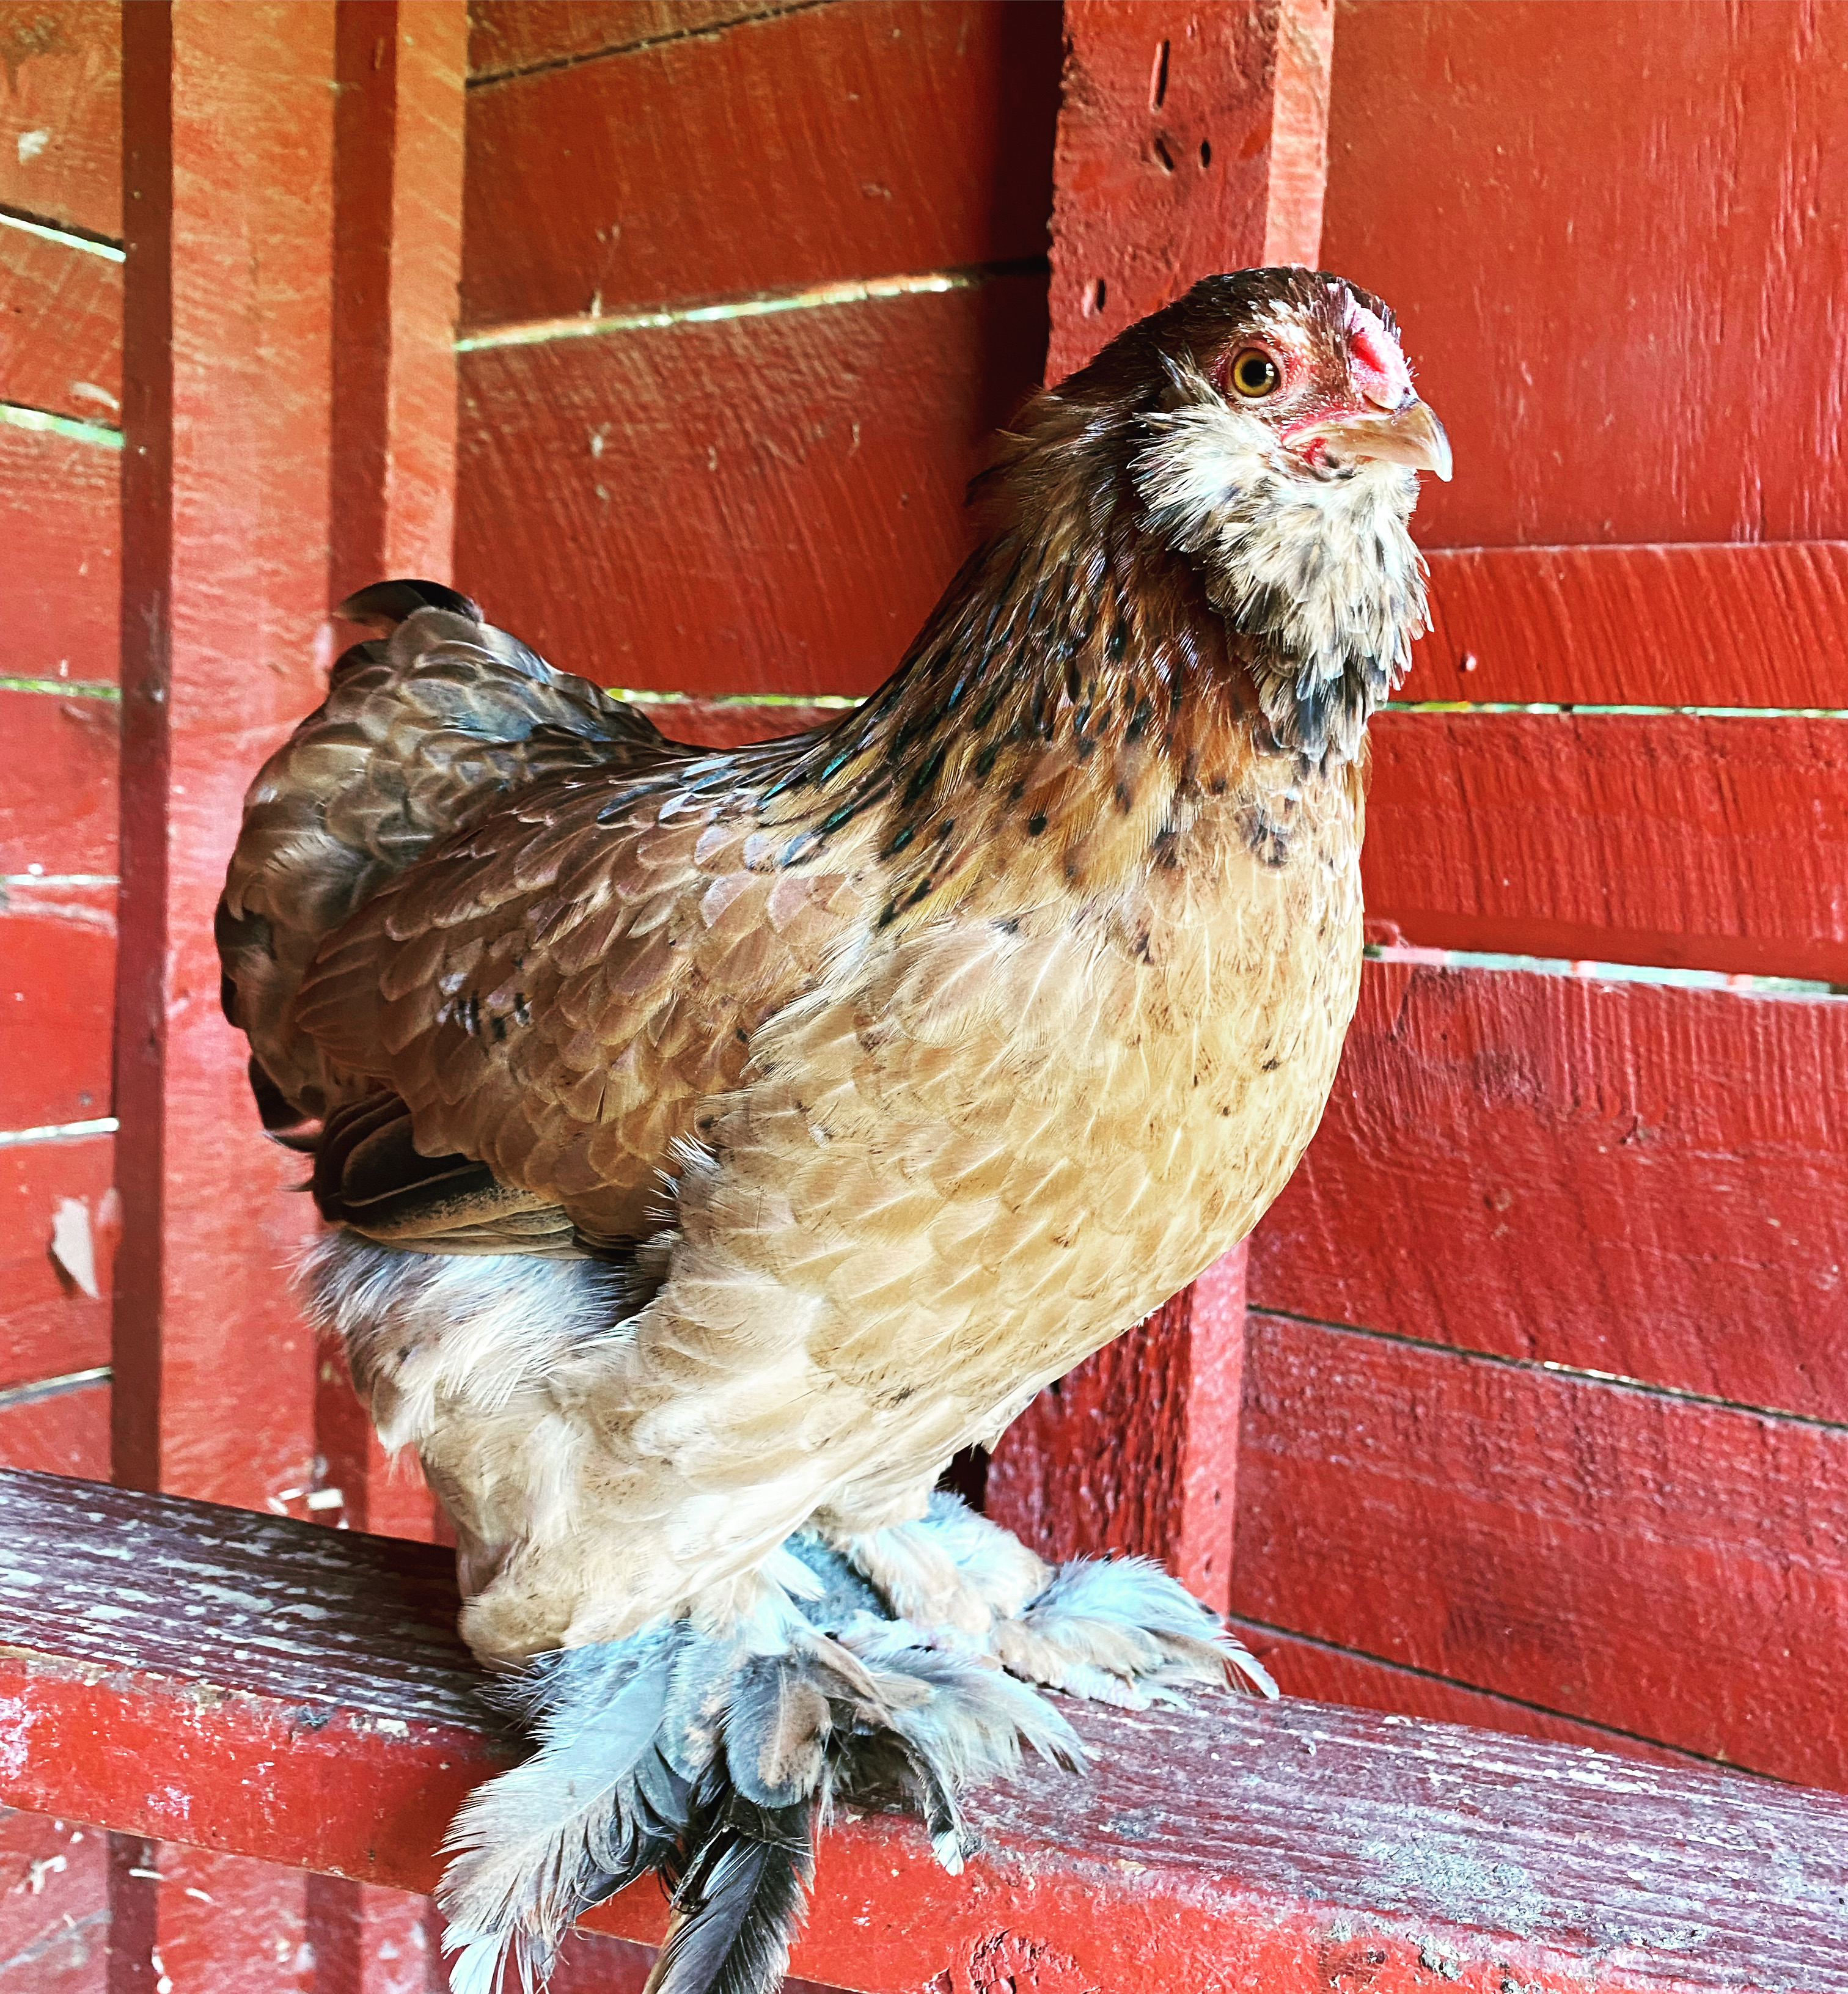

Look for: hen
[217,267,1448,1993]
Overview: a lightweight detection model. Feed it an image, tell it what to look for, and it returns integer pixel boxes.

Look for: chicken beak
[1296,398,1453,482]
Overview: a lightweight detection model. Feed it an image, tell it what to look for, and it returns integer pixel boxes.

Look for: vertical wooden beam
[330,0,467,603]
[1045,0,1336,381]
[986,0,1334,1609]
[120,6,462,1985]
[321,0,468,1547]
[118,0,335,1508]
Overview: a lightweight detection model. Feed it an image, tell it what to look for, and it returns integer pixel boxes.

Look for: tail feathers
[642,1795,813,1994]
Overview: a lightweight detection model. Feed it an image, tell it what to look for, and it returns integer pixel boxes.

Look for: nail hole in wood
[1150,38,1170,109]
[1153,135,1175,174]
[1088,277,1108,315]
[1199,137,1212,169]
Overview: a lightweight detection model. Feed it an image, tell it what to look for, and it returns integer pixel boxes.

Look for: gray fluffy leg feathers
[436,1535,1085,1994]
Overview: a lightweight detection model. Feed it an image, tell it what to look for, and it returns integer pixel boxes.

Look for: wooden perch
[0,1470,1840,1992]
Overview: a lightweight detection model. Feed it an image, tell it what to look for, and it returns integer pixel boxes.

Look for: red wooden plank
[317,0,471,1557]
[1234,1311,1848,1787]
[1364,712,1848,982]
[0,225,120,425]
[118,2,336,1508]
[0,1811,105,1993]
[467,1,769,79]
[453,276,1049,696]
[1046,0,1333,380]
[0,1,120,240]
[0,893,114,1132]
[1234,1622,1706,1772]
[986,1247,1248,1615]
[0,425,119,688]
[0,1140,113,1395]
[0,1385,108,1478]
[460,1,1060,329]
[0,691,117,877]
[642,696,851,751]
[4,1473,1846,1994]
[329,0,467,603]
[1250,962,1848,1424]
[1407,544,1848,710]
[1322,1,1848,551]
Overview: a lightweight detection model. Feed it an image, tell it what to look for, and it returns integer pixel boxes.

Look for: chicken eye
[1229,348,1281,399]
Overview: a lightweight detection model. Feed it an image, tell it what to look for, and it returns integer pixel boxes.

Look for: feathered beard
[1131,359,1429,764]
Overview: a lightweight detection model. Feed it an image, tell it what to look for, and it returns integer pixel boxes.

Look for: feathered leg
[438,1540,1080,1994]
[838,1491,1280,1707]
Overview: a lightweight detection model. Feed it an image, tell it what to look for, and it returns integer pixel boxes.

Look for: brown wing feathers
[217,582,681,1247]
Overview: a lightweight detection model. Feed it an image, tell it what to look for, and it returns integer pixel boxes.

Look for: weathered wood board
[461,0,1060,329]
[1250,961,1848,1421]
[2,1470,1845,1994]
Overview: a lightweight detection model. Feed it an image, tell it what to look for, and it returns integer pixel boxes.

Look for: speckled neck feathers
[741,356,1426,920]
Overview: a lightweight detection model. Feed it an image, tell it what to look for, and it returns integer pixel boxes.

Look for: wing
[292,748,876,1254]
[218,582,669,1132]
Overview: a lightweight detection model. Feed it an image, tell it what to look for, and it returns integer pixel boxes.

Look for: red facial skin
[1219,296,1420,471]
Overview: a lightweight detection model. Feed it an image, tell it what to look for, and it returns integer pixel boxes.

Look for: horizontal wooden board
[0,1385,107,1479]
[1364,711,1848,982]
[641,695,845,752]
[1234,1312,1848,1787]
[461,0,1060,326]
[0,691,117,876]
[8,1473,1848,1994]
[1231,1621,1702,1770]
[0,425,119,685]
[0,1,121,240]
[468,1,803,80]
[0,889,114,1132]
[455,276,1048,695]
[0,1139,112,1395]
[1323,2,1848,548]
[1407,543,1848,709]
[0,225,119,425]
[1248,962,1848,1423]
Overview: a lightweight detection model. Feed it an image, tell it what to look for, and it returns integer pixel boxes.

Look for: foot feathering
[216,269,1450,1993]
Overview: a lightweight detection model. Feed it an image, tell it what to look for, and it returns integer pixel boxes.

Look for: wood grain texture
[454,276,1049,695]
[1233,1622,1706,1772]
[1047,1,1269,381]
[0,692,117,877]
[0,1388,108,1478]
[1047,0,1334,381]
[1364,712,1848,982]
[0,1,120,240]
[117,1,335,1508]
[467,0,785,79]
[0,224,120,424]
[330,0,467,603]
[1407,544,1848,709]
[4,1471,1847,1993]
[986,1247,1248,1615]
[461,0,1060,328]
[0,888,114,1132]
[1249,962,1848,1423]
[0,425,118,687]
[0,1811,105,1994]
[0,1141,113,1395]
[1322,0,1848,549]
[1235,1311,1848,1787]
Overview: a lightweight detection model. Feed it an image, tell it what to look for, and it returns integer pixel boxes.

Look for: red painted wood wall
[2,0,1846,1985]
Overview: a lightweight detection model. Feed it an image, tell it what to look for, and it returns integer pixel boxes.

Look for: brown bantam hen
[217,268,1449,1993]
